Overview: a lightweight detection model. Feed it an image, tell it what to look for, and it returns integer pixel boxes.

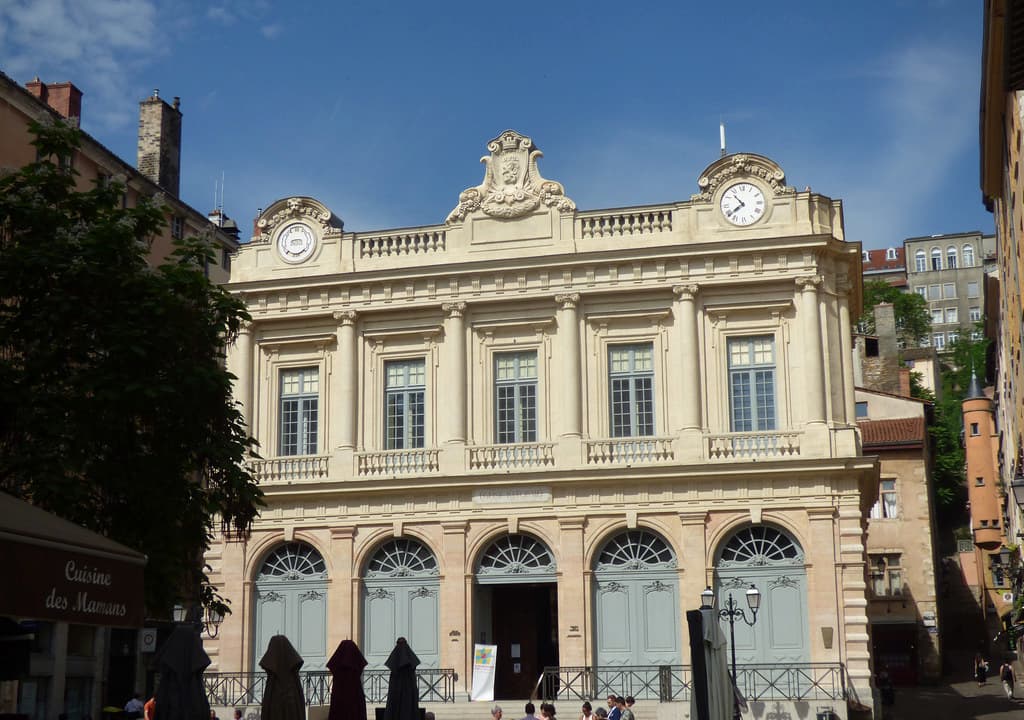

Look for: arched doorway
[362,538,440,669]
[253,541,328,670]
[474,534,558,699]
[713,525,809,665]
[593,529,681,667]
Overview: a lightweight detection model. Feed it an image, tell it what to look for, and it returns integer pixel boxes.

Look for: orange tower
[962,372,1002,549]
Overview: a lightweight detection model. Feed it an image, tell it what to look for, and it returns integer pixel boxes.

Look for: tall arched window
[947,246,958,269]
[930,247,942,271]
[915,250,926,272]
[963,245,975,267]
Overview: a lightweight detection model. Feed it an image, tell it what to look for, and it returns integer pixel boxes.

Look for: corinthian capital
[554,293,581,310]
[672,284,699,301]
[442,302,467,318]
[333,309,358,326]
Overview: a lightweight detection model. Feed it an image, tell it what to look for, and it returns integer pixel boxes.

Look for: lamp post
[172,602,224,639]
[702,585,761,720]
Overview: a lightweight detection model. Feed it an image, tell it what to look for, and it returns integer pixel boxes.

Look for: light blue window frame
[494,351,538,443]
[279,367,318,455]
[385,359,425,449]
[728,337,777,432]
[608,343,655,438]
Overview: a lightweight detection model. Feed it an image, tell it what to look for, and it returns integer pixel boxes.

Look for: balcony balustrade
[356,448,440,476]
[706,430,801,460]
[468,442,556,471]
[249,455,329,485]
[585,437,675,465]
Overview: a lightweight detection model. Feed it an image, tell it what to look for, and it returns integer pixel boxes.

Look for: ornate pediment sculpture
[691,153,795,203]
[446,130,576,224]
[257,196,341,236]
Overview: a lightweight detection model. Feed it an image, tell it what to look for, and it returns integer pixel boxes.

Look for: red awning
[0,492,146,627]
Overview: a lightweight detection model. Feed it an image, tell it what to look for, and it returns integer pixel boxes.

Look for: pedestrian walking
[579,702,592,720]
[976,653,989,686]
[1000,660,1016,699]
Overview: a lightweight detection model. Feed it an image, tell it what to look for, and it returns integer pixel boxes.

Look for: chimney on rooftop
[137,89,182,197]
[25,78,83,125]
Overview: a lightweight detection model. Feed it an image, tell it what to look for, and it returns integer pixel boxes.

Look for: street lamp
[703,585,761,720]
[172,603,224,639]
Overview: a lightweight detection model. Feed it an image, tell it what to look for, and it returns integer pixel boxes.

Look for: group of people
[123,693,246,720]
[974,652,1017,699]
[579,695,635,720]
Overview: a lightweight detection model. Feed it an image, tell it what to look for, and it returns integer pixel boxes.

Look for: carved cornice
[446,130,576,223]
[442,302,468,318]
[673,284,699,301]
[691,153,795,202]
[257,196,340,236]
[333,310,358,326]
[554,293,581,310]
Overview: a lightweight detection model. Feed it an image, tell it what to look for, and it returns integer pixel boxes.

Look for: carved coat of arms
[447,130,575,223]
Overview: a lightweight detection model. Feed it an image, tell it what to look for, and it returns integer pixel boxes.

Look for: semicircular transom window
[257,542,327,581]
[595,530,676,571]
[477,534,555,581]
[718,526,803,567]
[365,538,439,579]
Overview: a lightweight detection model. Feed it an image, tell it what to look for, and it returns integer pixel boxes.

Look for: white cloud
[0,0,159,128]
[260,23,281,39]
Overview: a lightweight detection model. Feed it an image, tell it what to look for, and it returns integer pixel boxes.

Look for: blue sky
[0,0,994,248]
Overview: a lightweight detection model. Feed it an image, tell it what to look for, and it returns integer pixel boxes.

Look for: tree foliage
[930,328,989,513]
[859,279,931,346]
[0,121,263,615]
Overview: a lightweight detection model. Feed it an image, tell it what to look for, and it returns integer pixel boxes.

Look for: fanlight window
[366,538,438,578]
[478,534,555,576]
[718,526,803,567]
[258,542,327,581]
[596,530,676,571]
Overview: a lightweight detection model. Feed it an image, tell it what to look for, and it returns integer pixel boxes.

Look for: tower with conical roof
[962,371,1002,549]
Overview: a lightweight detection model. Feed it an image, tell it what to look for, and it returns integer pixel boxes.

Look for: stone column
[329,527,356,648]
[836,278,856,424]
[555,294,582,438]
[678,511,709,665]
[441,303,468,444]
[836,501,874,706]
[441,522,469,696]
[233,321,254,433]
[673,285,701,431]
[797,276,827,425]
[332,311,358,451]
[557,518,587,666]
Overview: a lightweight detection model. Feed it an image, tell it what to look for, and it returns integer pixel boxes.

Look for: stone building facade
[207,132,878,710]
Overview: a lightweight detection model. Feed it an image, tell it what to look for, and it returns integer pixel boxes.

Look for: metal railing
[203,668,458,706]
[540,663,846,703]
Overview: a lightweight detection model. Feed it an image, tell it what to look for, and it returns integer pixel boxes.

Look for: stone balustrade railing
[578,208,674,239]
[249,455,329,485]
[706,430,802,460]
[468,442,556,471]
[358,228,446,258]
[585,437,675,465]
[356,448,441,476]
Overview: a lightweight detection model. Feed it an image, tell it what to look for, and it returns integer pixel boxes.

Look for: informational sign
[139,628,158,653]
[470,644,498,701]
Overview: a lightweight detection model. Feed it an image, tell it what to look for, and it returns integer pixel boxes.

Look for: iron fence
[540,663,846,703]
[203,668,458,706]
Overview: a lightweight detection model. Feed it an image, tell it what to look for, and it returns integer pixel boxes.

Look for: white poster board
[471,644,498,701]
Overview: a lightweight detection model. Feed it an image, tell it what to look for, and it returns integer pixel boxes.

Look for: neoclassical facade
[206,131,878,705]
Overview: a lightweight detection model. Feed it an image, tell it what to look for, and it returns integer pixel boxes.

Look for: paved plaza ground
[882,668,1024,720]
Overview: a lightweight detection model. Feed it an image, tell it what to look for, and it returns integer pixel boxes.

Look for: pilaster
[555,293,582,438]
[329,526,356,649]
[233,321,253,433]
[836,503,874,706]
[678,511,709,665]
[332,311,358,451]
[557,517,587,666]
[673,284,703,460]
[441,522,469,695]
[441,303,468,445]
[836,277,856,425]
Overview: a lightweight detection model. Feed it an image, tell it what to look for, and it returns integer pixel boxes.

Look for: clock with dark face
[277,223,316,263]
[720,182,766,226]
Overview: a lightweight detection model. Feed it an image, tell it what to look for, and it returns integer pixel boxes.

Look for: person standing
[578,702,592,720]
[521,703,537,720]
[605,696,620,720]
[615,697,632,720]
[143,695,156,720]
[1000,660,1016,699]
[124,694,144,720]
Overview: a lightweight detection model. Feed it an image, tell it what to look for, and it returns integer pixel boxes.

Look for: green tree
[859,278,931,346]
[930,328,989,513]
[0,121,263,615]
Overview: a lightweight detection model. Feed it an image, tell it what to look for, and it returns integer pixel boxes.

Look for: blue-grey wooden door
[713,525,809,665]
[253,542,328,670]
[363,538,440,669]
[593,531,680,666]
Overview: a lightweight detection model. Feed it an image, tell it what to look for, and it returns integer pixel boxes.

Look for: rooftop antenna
[720,120,726,158]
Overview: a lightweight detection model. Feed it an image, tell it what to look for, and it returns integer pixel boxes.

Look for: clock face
[277,223,316,263]
[720,182,766,226]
